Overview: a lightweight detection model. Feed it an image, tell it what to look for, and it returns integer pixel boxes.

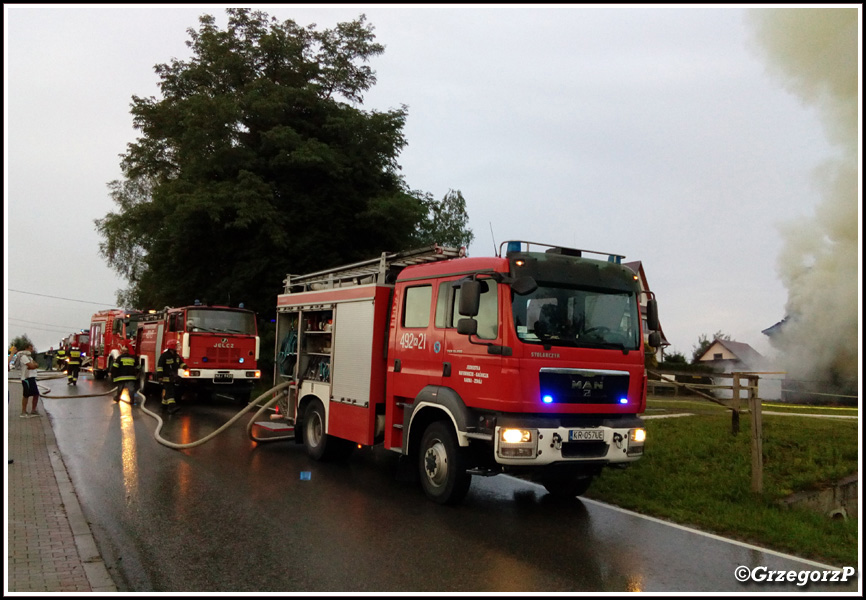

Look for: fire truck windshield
[186,309,256,335]
[513,285,640,350]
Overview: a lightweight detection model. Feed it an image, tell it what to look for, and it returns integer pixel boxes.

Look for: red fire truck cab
[64,330,92,368]
[136,304,261,403]
[89,309,146,379]
[274,242,661,504]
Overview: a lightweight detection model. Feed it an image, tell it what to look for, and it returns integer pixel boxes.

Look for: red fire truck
[56,330,92,370]
[89,309,146,379]
[274,242,661,504]
[135,303,261,403]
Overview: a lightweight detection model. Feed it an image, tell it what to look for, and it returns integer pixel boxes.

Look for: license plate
[569,429,604,442]
[214,373,233,383]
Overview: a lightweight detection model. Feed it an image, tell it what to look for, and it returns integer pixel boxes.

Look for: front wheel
[418,421,471,505]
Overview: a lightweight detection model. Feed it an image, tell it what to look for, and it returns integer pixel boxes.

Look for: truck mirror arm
[456,318,513,356]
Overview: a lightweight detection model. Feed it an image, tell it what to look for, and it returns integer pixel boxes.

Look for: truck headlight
[498,428,537,458]
[502,428,532,444]
[628,428,646,456]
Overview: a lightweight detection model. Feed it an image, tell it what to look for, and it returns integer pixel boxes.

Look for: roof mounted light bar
[500,240,625,264]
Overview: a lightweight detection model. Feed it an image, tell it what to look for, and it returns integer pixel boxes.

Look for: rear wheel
[302,399,337,460]
[418,421,471,505]
[303,400,353,461]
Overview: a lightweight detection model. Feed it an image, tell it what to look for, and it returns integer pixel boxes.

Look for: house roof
[762,317,787,337]
[698,338,765,368]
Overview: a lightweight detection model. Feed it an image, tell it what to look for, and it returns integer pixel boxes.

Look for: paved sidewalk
[6,375,117,593]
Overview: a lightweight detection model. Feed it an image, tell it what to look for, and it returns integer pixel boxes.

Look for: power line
[9,318,83,331]
[8,289,114,307]
[7,323,73,336]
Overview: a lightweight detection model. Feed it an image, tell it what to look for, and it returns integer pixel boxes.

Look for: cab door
[385,281,445,450]
[389,282,443,396]
[442,276,504,411]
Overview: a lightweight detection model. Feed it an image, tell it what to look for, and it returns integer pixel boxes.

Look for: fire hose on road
[133,380,295,449]
[21,372,296,449]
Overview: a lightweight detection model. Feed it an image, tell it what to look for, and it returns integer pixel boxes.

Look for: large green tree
[96,9,472,317]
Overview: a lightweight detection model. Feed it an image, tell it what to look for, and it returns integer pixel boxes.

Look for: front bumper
[492,415,645,466]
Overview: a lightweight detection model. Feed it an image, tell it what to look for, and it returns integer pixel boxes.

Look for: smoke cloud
[747,8,859,384]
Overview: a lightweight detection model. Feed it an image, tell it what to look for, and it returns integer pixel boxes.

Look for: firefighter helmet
[165,339,177,350]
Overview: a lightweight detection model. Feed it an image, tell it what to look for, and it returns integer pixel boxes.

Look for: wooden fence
[647,370,787,493]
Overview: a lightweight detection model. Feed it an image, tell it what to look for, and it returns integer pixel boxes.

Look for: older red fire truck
[135,303,261,403]
[57,330,93,371]
[274,242,660,504]
[89,309,146,379]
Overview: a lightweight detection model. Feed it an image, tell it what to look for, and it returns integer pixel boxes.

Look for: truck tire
[541,475,594,498]
[418,421,471,505]
[302,400,354,461]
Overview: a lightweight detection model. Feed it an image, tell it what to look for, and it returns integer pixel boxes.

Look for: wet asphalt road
[36,372,857,593]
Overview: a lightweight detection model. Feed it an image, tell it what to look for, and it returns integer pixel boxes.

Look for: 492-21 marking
[399,332,427,350]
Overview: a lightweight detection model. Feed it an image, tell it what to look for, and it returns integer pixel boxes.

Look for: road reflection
[119,398,138,502]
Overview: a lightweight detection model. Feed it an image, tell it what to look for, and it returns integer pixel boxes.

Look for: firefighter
[110,344,139,404]
[65,342,82,385]
[55,344,68,373]
[157,339,186,413]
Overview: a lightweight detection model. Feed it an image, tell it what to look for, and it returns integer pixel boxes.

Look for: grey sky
[4,4,858,362]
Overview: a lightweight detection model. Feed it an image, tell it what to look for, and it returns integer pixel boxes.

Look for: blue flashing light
[506,241,522,254]
[542,395,554,404]
[619,397,628,404]
[239,357,245,364]
[202,356,208,363]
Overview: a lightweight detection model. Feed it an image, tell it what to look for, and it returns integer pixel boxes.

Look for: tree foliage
[9,335,35,354]
[96,9,472,317]
[413,189,474,249]
[690,330,731,364]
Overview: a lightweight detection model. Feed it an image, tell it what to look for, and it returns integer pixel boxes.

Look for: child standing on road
[17,344,41,417]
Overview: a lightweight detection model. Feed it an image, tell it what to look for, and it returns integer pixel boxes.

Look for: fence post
[748,375,763,493]
[730,373,741,435]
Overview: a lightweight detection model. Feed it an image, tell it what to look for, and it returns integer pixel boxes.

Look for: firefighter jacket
[56,348,67,363]
[110,353,138,382]
[157,349,186,383]
[66,347,82,366]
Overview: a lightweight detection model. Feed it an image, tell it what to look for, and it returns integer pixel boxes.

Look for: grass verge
[585,410,859,567]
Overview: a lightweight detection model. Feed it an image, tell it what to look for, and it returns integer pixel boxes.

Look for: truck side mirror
[646,299,659,332]
[459,280,481,317]
[648,331,661,349]
[457,318,478,336]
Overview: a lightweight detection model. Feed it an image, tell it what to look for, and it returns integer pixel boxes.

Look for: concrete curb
[39,413,117,592]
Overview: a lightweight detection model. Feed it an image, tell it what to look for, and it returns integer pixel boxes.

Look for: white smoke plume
[747,8,859,385]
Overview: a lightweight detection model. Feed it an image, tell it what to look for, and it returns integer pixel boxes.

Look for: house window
[714,353,723,360]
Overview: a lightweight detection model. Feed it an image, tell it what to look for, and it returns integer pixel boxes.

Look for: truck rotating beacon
[135,304,261,403]
[274,242,660,504]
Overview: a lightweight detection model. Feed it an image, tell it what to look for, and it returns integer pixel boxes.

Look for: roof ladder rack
[283,244,465,293]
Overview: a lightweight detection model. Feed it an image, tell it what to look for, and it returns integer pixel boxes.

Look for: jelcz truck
[274,242,660,504]
[136,303,261,403]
